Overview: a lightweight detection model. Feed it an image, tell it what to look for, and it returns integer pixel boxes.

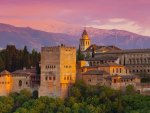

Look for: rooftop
[105,75,140,79]
[85,56,118,61]
[83,70,108,75]
[12,68,36,76]
[0,70,11,75]
[95,49,150,55]
[98,62,124,67]
[85,44,121,52]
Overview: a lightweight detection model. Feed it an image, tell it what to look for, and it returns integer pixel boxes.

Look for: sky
[0,0,150,36]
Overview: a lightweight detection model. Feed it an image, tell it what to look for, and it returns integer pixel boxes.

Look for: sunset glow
[0,0,150,35]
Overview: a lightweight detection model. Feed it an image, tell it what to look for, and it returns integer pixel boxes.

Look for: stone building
[39,44,76,98]
[12,68,39,93]
[0,70,13,96]
[81,62,140,90]
[82,70,108,86]
[79,29,150,76]
[105,75,141,90]
[95,49,150,75]
[97,62,130,76]
[0,68,39,96]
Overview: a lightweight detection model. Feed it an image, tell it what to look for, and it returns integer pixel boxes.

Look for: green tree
[0,56,5,72]
[126,85,136,95]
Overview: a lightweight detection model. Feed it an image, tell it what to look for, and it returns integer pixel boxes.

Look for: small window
[133,70,135,72]
[49,77,52,80]
[88,79,91,82]
[116,68,118,73]
[120,68,121,73]
[82,69,84,72]
[26,82,28,85]
[64,77,66,80]
[45,76,48,80]
[19,80,22,87]
[113,68,115,73]
[67,76,69,80]
[53,76,56,80]
[114,79,116,83]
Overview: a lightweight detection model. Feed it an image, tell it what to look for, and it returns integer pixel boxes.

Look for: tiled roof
[83,70,108,75]
[95,49,150,55]
[105,75,140,79]
[82,66,98,68]
[85,56,118,61]
[85,44,121,52]
[12,68,36,76]
[98,62,123,67]
[0,70,11,75]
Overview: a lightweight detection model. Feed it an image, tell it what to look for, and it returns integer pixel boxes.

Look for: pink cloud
[0,0,150,35]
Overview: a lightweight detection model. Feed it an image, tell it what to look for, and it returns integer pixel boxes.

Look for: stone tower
[80,29,91,51]
[39,44,76,98]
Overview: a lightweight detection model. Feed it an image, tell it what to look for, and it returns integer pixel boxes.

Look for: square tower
[39,45,76,98]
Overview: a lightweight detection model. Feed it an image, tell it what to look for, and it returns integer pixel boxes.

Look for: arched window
[19,80,22,87]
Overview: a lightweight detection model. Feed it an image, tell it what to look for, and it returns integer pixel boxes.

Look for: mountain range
[0,23,150,51]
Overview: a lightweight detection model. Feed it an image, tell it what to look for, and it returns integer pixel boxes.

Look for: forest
[0,80,150,113]
[0,45,40,73]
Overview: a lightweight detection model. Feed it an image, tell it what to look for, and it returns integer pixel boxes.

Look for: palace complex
[0,29,150,97]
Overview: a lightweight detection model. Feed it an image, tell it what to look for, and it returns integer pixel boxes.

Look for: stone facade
[0,70,13,96]
[39,44,76,98]
[0,68,39,96]
[82,70,108,86]
[12,68,39,93]
[105,75,141,90]
[81,63,141,90]
[95,50,150,75]
[78,30,143,91]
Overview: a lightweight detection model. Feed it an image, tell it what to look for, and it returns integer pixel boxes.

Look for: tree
[0,56,5,72]
[22,46,31,68]
[77,45,85,61]
[0,96,14,113]
[125,85,136,95]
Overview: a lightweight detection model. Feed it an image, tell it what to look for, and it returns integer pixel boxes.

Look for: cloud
[87,18,150,36]
[0,0,150,36]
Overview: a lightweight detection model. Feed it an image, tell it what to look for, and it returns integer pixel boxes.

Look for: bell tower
[80,28,91,51]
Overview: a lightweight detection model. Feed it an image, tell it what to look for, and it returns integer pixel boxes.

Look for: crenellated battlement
[42,44,76,52]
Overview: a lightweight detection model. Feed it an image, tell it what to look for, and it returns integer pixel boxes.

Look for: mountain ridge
[0,23,150,51]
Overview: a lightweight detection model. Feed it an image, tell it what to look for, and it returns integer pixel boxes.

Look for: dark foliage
[0,45,40,73]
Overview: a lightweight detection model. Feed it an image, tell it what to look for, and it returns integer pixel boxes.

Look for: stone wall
[39,45,76,98]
